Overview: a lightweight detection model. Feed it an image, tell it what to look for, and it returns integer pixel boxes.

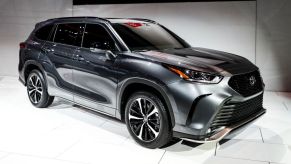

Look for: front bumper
[180,107,265,143]
[165,72,266,142]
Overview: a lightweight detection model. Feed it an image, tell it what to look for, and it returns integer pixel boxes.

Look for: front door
[72,23,119,116]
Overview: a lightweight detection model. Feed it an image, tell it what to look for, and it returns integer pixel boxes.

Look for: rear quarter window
[53,23,85,47]
[35,24,54,41]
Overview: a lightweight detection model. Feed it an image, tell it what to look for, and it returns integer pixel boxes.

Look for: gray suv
[18,17,266,148]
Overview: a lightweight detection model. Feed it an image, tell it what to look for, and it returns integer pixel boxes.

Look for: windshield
[112,22,189,51]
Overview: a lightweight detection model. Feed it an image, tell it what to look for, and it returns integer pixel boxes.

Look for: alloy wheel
[128,98,161,142]
[27,74,43,104]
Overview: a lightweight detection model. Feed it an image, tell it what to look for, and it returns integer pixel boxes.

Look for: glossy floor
[0,76,290,164]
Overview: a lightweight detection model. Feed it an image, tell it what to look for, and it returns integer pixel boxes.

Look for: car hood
[137,47,257,75]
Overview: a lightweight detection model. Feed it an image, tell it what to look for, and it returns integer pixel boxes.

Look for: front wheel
[125,91,172,148]
[26,69,54,108]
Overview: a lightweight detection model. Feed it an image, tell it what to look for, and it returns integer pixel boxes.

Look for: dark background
[73,0,254,5]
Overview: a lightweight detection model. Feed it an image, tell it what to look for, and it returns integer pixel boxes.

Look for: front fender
[116,77,176,127]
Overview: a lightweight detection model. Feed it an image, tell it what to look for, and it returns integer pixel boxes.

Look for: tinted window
[54,23,85,47]
[82,24,116,51]
[112,22,189,51]
[48,25,57,42]
[35,24,54,40]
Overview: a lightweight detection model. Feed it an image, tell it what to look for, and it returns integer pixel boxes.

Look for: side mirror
[105,50,117,61]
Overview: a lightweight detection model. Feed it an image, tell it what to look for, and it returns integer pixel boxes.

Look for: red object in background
[125,22,143,28]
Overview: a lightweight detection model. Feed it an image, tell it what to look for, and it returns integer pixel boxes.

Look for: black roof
[44,17,156,24]
[35,17,157,30]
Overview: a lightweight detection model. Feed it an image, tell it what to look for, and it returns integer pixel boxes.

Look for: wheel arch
[23,60,46,85]
[117,78,175,127]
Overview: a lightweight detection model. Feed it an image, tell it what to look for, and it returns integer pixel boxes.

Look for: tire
[26,69,54,108]
[125,91,172,148]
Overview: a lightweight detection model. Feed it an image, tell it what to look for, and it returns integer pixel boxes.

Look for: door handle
[43,47,54,52]
[78,57,85,61]
[75,54,86,62]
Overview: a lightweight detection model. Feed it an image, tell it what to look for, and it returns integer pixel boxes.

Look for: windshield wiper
[163,47,185,51]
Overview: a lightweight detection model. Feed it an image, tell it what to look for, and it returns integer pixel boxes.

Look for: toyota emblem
[249,76,256,86]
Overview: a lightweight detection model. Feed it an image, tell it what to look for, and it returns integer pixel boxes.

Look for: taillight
[19,42,26,49]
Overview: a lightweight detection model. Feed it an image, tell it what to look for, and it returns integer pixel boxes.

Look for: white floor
[0,76,291,164]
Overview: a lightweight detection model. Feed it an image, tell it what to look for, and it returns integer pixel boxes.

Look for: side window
[48,25,57,42]
[82,24,116,51]
[35,24,54,41]
[54,23,85,47]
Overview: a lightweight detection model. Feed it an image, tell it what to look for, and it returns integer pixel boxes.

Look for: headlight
[167,66,223,84]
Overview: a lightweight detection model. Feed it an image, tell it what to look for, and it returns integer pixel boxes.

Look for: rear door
[42,23,85,100]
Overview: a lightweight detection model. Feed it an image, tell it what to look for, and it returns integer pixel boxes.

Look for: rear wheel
[26,69,54,108]
[125,91,172,148]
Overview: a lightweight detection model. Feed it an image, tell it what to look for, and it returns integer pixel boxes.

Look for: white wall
[73,1,291,91]
[73,2,256,63]
[256,0,291,91]
[0,0,290,91]
[0,0,72,76]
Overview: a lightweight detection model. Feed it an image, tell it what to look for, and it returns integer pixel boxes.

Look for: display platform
[0,76,290,164]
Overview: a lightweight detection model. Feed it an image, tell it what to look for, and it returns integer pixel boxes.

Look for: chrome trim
[231,91,263,102]
[181,109,266,143]
[56,97,115,118]
[73,100,115,117]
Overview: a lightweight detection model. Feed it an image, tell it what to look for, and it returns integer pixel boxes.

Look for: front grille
[210,94,263,131]
[228,70,263,97]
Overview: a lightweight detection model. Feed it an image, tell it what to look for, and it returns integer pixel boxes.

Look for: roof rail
[45,16,109,22]
[103,17,157,23]
[127,18,157,23]
[42,17,157,24]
